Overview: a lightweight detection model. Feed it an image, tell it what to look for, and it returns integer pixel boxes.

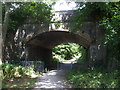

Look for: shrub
[2,63,36,79]
[66,69,118,88]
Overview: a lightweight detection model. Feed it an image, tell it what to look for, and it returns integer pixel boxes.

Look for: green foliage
[54,23,62,29]
[20,2,53,24]
[2,63,15,78]
[2,63,36,79]
[3,77,38,88]
[52,57,59,64]
[24,66,36,76]
[76,46,86,63]
[98,2,120,72]
[66,69,118,88]
[67,3,119,87]
[71,2,120,70]
[52,43,85,62]
[99,3,120,60]
[3,2,53,33]
[71,2,110,32]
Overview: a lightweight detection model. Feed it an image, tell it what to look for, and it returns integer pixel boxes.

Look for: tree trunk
[0,3,10,88]
[0,2,3,89]
[3,3,10,41]
[0,24,3,89]
[2,3,10,61]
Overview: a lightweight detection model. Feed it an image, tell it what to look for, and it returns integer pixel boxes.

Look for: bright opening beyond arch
[52,43,86,64]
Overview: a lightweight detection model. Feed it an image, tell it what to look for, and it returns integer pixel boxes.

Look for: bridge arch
[4,9,106,70]
[26,31,91,69]
[27,31,91,49]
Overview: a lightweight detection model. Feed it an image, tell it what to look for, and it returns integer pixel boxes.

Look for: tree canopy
[71,2,120,68]
[2,2,53,33]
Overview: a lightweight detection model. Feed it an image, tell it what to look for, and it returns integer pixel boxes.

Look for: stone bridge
[5,10,106,69]
[24,10,106,69]
[26,10,91,48]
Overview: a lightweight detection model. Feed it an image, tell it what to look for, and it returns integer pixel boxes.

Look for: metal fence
[7,60,44,72]
[58,62,89,71]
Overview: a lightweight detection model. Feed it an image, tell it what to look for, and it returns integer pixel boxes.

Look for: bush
[66,69,118,88]
[2,63,36,79]
[2,63,15,79]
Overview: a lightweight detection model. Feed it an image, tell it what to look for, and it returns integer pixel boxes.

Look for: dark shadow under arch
[26,31,91,69]
[27,31,91,49]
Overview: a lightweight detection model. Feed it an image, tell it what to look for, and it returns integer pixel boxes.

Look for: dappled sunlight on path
[33,70,71,89]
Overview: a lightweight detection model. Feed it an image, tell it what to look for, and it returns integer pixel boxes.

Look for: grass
[2,76,38,88]
[66,69,118,88]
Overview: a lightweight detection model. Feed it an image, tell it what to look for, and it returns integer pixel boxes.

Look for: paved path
[33,70,71,89]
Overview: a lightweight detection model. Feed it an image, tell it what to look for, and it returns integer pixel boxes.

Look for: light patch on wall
[14,29,20,41]
[98,44,101,50]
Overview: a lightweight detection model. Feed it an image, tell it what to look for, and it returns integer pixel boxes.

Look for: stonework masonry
[5,10,106,69]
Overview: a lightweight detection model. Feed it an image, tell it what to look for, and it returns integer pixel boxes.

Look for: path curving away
[33,70,71,89]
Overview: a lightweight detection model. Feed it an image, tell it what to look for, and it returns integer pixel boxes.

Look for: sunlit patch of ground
[2,70,72,89]
[2,76,38,88]
[33,70,71,89]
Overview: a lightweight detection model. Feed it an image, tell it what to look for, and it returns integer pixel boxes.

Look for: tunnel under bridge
[26,31,91,69]
[23,10,106,70]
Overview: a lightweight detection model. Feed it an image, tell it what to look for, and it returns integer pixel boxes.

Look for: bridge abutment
[87,23,106,68]
[26,45,53,69]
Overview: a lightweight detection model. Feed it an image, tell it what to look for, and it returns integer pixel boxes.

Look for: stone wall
[87,23,106,67]
[5,23,49,60]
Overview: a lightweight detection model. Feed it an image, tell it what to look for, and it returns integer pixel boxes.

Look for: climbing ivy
[69,2,120,88]
[99,2,120,60]
[71,2,120,69]
[71,2,113,32]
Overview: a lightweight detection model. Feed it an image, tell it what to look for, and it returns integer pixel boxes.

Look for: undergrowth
[66,69,118,88]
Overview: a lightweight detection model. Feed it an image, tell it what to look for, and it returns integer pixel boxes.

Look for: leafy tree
[71,2,113,32]
[99,3,120,67]
[69,2,119,87]
[5,2,53,33]
[71,2,120,70]
[2,2,53,61]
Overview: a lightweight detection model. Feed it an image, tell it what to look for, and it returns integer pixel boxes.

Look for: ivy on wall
[70,2,120,70]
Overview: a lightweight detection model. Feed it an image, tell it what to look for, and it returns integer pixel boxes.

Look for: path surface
[33,70,71,89]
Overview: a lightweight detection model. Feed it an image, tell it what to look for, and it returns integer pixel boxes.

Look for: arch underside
[27,31,91,49]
